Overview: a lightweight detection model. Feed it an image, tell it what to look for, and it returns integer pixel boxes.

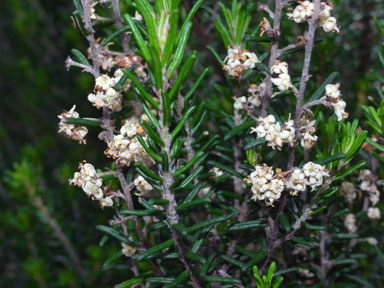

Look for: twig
[65,56,98,77]
[260,0,283,116]
[110,0,130,53]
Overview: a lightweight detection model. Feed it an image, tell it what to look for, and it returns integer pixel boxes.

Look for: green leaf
[333,160,367,181]
[132,239,175,261]
[227,220,266,231]
[102,26,130,46]
[96,225,136,246]
[244,138,267,151]
[366,137,384,153]
[171,137,184,159]
[169,51,197,102]
[120,209,161,216]
[164,271,190,288]
[140,121,165,147]
[124,14,152,62]
[136,134,162,162]
[65,118,100,127]
[224,120,256,141]
[175,166,204,190]
[123,69,159,109]
[308,72,339,102]
[71,49,90,66]
[315,153,346,165]
[102,250,124,271]
[168,21,193,78]
[184,68,209,100]
[200,276,242,284]
[177,0,203,43]
[139,99,161,130]
[174,151,204,176]
[207,160,244,179]
[147,277,175,284]
[134,162,162,181]
[171,106,196,139]
[114,278,144,288]
[186,212,238,233]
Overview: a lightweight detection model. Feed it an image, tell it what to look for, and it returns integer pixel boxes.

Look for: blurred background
[0,0,383,287]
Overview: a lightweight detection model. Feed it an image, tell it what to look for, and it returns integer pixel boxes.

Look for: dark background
[0,0,383,287]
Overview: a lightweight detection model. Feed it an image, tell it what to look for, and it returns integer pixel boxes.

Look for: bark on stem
[111,0,130,54]
[260,0,283,116]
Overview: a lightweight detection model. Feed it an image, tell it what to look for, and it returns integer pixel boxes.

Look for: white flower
[223,48,260,77]
[302,162,329,190]
[234,96,247,110]
[344,213,357,234]
[106,120,153,167]
[287,1,314,23]
[319,3,332,22]
[95,74,116,91]
[331,100,348,121]
[300,131,318,149]
[209,167,224,178]
[271,73,292,91]
[100,197,114,208]
[271,61,289,75]
[133,11,143,21]
[251,115,295,150]
[134,176,153,197]
[287,169,307,195]
[321,16,339,33]
[247,84,261,107]
[325,83,341,99]
[58,105,88,144]
[121,242,136,257]
[340,181,356,205]
[367,207,381,220]
[69,162,105,199]
[246,164,285,206]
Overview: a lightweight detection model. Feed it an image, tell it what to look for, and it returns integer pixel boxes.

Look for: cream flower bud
[121,242,136,257]
[95,74,116,91]
[331,100,348,121]
[100,197,114,208]
[271,61,289,75]
[58,105,88,144]
[340,181,356,205]
[271,73,292,91]
[300,131,318,149]
[234,96,247,110]
[287,169,307,195]
[322,16,339,33]
[325,83,341,99]
[134,176,153,197]
[344,213,357,234]
[367,207,381,220]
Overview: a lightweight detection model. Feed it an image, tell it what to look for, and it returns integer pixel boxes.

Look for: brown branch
[110,0,130,53]
[260,0,283,116]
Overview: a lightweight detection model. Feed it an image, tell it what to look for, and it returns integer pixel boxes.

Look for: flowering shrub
[4,0,384,287]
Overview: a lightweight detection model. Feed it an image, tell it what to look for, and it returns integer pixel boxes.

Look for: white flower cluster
[134,176,153,197]
[88,69,126,111]
[358,169,381,220]
[287,1,339,33]
[287,162,329,195]
[251,115,295,150]
[245,164,285,206]
[58,105,88,144]
[287,1,314,23]
[344,213,357,234]
[69,162,113,208]
[359,169,380,205]
[324,83,348,121]
[247,84,262,107]
[223,47,260,78]
[105,119,154,167]
[318,3,340,33]
[299,117,318,150]
[367,207,381,220]
[340,181,357,205]
[271,61,293,91]
[233,84,263,110]
[233,96,247,110]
